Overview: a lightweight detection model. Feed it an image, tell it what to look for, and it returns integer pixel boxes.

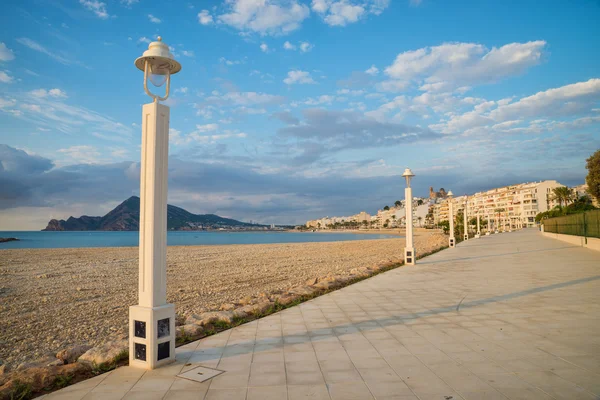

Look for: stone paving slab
[41,230,600,400]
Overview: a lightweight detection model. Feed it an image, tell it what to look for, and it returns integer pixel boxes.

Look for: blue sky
[1,0,599,229]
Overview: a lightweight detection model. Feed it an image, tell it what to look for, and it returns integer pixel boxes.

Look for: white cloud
[0,43,15,62]
[284,70,316,85]
[79,0,109,19]
[121,0,139,5]
[365,65,379,76]
[410,0,422,5]
[16,38,71,65]
[299,41,313,52]
[198,10,213,25]
[428,78,600,136]
[175,87,189,94]
[0,98,16,109]
[489,78,600,122]
[376,80,409,93]
[29,88,68,99]
[217,92,284,106]
[58,145,102,164]
[182,50,194,57]
[195,123,219,132]
[312,0,389,26]
[138,37,151,44]
[385,41,547,88]
[260,43,269,53]
[148,14,161,23]
[0,71,13,84]
[305,95,334,105]
[219,57,247,66]
[218,0,310,36]
[337,89,364,96]
[283,41,313,52]
[4,91,132,135]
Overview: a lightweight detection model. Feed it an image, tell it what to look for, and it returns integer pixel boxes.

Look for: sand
[0,231,446,368]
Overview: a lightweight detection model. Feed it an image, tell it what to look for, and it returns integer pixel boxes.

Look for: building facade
[432,180,564,229]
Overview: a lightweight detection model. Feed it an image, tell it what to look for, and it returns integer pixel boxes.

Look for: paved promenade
[43,229,600,400]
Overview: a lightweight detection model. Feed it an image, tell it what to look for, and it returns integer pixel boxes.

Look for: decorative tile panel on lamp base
[129,304,176,369]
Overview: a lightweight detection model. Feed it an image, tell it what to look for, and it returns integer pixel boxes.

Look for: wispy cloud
[148,14,161,23]
[284,70,316,85]
[16,38,72,65]
[79,0,109,19]
[0,43,15,62]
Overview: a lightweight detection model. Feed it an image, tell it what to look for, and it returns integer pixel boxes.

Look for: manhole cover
[177,366,225,383]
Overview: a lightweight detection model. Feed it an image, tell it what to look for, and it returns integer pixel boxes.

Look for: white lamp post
[476,214,481,238]
[448,191,455,248]
[402,168,415,265]
[463,196,469,241]
[129,37,181,370]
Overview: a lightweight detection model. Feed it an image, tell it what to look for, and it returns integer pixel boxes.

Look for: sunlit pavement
[43,229,600,400]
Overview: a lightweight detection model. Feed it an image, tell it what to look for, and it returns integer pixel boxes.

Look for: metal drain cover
[177,366,225,383]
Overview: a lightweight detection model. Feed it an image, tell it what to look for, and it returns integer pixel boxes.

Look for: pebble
[0,232,446,369]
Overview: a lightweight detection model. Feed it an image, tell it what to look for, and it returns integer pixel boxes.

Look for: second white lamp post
[129,37,181,370]
[402,168,415,265]
[463,196,469,241]
[448,191,455,248]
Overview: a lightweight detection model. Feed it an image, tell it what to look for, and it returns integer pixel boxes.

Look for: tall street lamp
[129,37,181,370]
[448,191,455,248]
[463,195,469,241]
[402,168,415,265]
[476,213,481,238]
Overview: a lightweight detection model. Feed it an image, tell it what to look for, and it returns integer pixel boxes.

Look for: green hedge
[543,210,600,239]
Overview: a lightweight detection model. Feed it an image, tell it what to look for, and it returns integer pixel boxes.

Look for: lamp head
[401,168,415,187]
[134,36,181,101]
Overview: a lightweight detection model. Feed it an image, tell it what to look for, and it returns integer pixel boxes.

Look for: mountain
[43,196,260,231]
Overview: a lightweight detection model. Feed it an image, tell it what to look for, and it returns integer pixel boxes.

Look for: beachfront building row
[305,199,429,230]
[430,180,564,229]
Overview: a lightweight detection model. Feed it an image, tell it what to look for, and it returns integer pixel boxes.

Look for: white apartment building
[432,180,564,229]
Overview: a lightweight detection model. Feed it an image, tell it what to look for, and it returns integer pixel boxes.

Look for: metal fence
[543,210,600,239]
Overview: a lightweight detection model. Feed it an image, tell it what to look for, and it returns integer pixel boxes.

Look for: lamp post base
[129,303,176,370]
[463,234,468,241]
[404,247,415,265]
[449,237,455,248]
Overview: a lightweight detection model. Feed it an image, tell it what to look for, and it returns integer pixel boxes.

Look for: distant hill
[43,196,260,231]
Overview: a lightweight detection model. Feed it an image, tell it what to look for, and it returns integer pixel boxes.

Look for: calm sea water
[0,231,398,249]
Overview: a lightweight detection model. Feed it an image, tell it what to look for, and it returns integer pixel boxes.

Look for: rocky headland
[43,196,263,231]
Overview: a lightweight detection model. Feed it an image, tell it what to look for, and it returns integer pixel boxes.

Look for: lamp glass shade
[148,61,171,87]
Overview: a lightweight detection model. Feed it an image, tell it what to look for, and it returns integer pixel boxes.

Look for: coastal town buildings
[305,179,594,231]
[431,180,564,229]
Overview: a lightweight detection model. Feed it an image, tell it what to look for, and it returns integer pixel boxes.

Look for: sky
[1,0,600,230]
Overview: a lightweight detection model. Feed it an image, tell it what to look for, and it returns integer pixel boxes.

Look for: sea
[0,231,399,249]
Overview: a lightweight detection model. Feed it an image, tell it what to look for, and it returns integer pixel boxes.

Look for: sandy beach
[0,231,446,369]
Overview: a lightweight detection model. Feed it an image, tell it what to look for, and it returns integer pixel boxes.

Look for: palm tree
[552,186,575,207]
[417,199,424,206]
[417,216,423,226]
[394,200,402,208]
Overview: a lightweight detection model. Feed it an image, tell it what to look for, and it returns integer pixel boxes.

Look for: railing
[542,210,600,239]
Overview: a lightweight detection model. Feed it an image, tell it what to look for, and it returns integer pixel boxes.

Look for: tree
[417,199,424,206]
[417,216,423,226]
[383,205,390,211]
[551,186,575,207]
[394,200,402,208]
[586,149,600,203]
